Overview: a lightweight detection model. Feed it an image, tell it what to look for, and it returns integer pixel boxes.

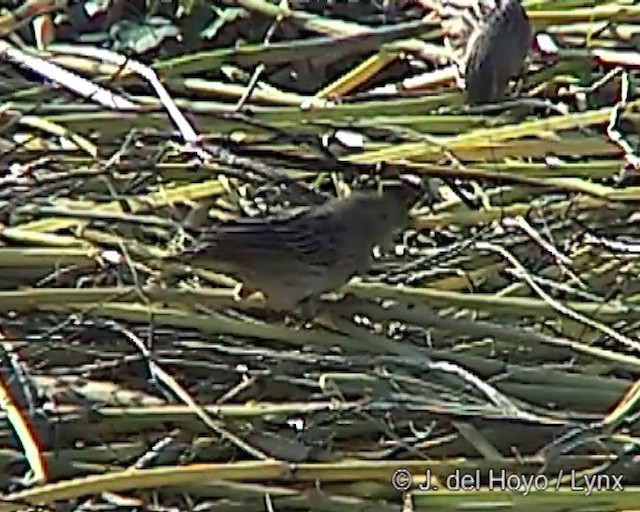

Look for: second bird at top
[442,0,533,105]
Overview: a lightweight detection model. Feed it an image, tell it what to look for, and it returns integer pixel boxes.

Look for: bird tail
[181,228,223,259]
[162,226,223,264]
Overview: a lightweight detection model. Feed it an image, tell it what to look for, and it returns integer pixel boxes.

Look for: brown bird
[442,0,533,104]
[175,178,421,316]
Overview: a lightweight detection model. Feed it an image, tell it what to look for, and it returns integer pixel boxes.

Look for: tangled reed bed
[0,0,640,510]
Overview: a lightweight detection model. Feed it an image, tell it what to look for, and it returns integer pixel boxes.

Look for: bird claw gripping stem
[439,0,533,105]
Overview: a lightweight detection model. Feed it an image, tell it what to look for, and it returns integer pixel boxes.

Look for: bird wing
[182,207,342,270]
[284,208,343,268]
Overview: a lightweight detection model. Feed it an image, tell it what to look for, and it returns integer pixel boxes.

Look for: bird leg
[297,295,321,321]
[512,56,532,97]
[308,293,366,331]
[282,296,320,329]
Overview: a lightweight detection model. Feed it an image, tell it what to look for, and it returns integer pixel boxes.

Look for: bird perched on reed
[441,0,533,104]
[173,177,421,317]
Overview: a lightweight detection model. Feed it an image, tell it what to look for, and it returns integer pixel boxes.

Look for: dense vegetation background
[0,0,639,510]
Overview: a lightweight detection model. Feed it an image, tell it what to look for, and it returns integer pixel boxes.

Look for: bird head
[346,174,422,240]
[380,173,425,212]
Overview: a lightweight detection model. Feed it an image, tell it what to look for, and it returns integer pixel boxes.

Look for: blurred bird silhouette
[441,0,533,104]
[174,177,421,316]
